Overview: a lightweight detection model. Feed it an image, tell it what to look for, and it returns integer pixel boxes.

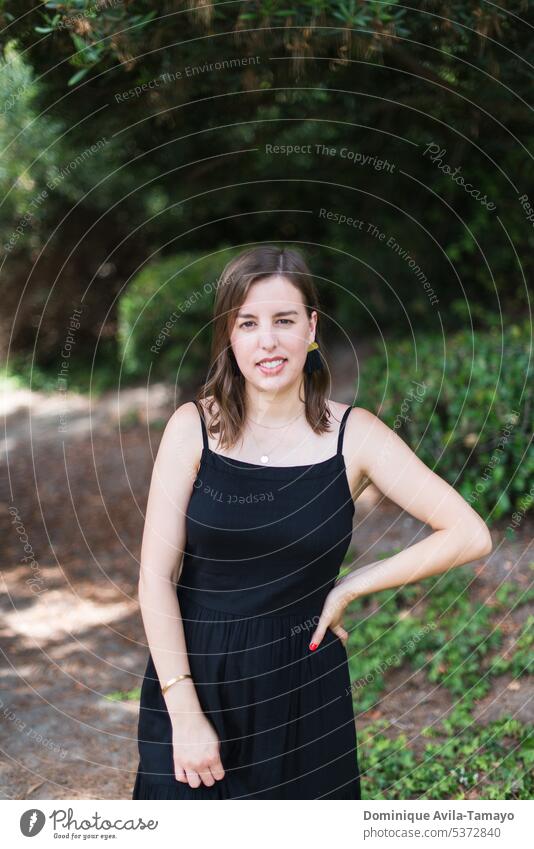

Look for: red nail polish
[309,642,318,651]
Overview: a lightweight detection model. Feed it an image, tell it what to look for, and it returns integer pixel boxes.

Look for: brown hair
[195,245,333,450]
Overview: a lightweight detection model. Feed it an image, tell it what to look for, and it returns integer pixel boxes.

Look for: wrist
[333,574,360,606]
[163,676,201,712]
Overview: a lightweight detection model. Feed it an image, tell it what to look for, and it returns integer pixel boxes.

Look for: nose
[258,330,278,349]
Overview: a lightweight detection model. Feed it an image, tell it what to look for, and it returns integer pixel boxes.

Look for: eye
[238,318,295,328]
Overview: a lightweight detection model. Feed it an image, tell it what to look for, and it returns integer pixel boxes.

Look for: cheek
[286,331,308,354]
[281,328,309,362]
[231,334,254,365]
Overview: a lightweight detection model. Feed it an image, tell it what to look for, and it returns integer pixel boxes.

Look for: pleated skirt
[133,593,361,799]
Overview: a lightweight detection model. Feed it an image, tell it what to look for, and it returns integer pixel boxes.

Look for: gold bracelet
[161,673,193,695]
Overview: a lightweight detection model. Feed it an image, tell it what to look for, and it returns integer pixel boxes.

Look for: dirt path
[0,379,532,799]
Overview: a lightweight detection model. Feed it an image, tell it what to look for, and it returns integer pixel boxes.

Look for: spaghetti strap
[194,399,209,451]
[337,405,352,455]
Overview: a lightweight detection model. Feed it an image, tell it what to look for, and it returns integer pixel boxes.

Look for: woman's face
[229,275,317,388]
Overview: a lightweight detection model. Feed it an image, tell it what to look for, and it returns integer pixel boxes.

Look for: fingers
[209,757,226,781]
[194,758,224,787]
[310,614,349,649]
[184,768,202,788]
[332,625,349,644]
[193,765,216,787]
[309,612,330,649]
[175,755,225,789]
[310,587,351,649]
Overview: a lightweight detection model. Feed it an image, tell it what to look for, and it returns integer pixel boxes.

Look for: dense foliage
[356,321,533,521]
[1,1,532,360]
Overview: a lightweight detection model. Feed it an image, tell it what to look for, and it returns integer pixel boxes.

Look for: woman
[132,245,492,799]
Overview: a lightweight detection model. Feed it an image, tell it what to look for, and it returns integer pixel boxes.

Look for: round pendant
[260,455,269,464]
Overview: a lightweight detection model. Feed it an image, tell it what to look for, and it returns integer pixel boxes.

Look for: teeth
[258,359,285,369]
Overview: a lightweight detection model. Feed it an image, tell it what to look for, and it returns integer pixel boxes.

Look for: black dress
[132,401,361,799]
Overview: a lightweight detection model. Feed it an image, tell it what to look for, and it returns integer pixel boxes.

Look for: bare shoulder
[347,405,385,431]
[329,402,380,432]
[157,400,203,459]
[339,405,390,497]
[144,401,203,505]
[344,405,393,456]
[166,399,201,434]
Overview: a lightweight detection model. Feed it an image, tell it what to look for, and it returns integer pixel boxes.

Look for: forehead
[238,275,305,311]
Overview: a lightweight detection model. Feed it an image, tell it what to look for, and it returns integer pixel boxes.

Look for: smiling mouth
[256,358,287,370]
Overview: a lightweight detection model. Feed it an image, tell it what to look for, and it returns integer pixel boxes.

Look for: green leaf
[68,67,90,86]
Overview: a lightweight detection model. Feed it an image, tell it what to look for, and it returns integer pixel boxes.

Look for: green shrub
[3,338,119,395]
[356,322,532,523]
[360,715,533,799]
[345,566,533,713]
[117,249,235,382]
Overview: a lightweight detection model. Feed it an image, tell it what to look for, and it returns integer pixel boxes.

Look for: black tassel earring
[304,341,323,374]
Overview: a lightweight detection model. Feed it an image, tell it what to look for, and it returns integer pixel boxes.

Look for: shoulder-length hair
[195,244,333,450]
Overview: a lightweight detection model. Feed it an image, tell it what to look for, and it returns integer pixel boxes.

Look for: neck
[244,377,306,424]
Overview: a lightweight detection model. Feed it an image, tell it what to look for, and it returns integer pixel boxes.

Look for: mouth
[256,357,287,375]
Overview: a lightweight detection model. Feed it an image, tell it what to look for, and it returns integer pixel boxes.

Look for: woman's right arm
[137,401,225,789]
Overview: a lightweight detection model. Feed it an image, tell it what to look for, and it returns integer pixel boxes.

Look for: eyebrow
[237,310,300,319]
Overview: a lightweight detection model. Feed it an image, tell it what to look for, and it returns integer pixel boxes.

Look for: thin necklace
[247,410,303,429]
[244,415,304,464]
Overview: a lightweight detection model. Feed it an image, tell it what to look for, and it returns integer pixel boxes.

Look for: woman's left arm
[309,407,493,648]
